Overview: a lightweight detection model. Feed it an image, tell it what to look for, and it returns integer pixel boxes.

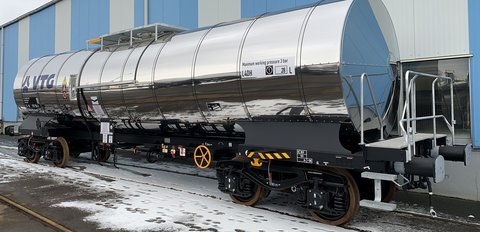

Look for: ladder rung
[360,200,397,211]
[361,172,397,181]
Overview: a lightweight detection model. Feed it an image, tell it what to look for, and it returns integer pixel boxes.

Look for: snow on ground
[2,139,480,232]
[0,145,17,150]
[0,149,348,232]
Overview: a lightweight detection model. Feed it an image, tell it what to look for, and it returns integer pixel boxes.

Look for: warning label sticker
[241,57,295,78]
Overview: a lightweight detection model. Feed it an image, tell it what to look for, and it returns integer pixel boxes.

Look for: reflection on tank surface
[13,0,399,136]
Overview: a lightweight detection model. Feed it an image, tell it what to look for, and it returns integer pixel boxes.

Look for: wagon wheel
[52,137,70,168]
[19,139,40,163]
[92,146,111,162]
[229,156,266,206]
[25,150,41,163]
[309,168,359,226]
[146,151,162,163]
[194,145,212,169]
[230,183,265,206]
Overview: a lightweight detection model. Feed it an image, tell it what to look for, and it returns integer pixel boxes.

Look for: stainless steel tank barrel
[13,0,399,132]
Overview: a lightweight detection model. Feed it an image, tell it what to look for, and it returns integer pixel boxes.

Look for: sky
[0,0,51,26]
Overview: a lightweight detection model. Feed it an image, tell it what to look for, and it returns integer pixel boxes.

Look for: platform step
[361,172,397,181]
[365,133,447,149]
[360,200,397,211]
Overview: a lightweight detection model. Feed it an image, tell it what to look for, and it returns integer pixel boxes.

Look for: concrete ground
[0,176,117,232]
[0,201,54,232]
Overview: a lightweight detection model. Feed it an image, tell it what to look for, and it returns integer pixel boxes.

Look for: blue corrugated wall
[29,5,55,59]
[241,0,319,18]
[241,0,267,18]
[134,0,145,27]
[266,0,296,12]
[147,0,198,29]
[179,0,197,29]
[469,0,480,148]
[2,23,19,122]
[70,0,110,50]
[295,0,322,6]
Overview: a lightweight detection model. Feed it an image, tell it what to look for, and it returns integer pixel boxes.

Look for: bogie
[18,136,70,168]
[18,139,41,163]
[217,158,360,225]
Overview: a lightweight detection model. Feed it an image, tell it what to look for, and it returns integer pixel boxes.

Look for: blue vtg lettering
[22,74,55,93]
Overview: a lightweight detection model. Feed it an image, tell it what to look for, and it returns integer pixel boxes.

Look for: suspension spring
[333,191,346,211]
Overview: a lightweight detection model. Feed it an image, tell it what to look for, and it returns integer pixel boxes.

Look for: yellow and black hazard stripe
[246,151,291,167]
[247,151,290,160]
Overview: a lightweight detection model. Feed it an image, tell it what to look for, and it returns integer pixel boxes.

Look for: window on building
[402,58,470,141]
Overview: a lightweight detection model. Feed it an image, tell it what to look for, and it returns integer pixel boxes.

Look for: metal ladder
[399,70,456,161]
[358,71,455,212]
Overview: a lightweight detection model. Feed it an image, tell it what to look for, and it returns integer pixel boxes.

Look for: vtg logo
[22,74,55,93]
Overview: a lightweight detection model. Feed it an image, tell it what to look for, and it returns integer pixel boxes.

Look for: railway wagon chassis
[17,115,244,169]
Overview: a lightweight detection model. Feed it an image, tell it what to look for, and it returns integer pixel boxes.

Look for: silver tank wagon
[14,0,399,133]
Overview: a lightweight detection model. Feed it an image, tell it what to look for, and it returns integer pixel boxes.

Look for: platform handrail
[400,70,455,162]
[359,73,385,145]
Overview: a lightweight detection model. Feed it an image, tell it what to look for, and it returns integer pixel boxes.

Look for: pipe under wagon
[12,0,470,225]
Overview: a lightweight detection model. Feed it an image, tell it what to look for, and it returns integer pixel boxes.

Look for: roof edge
[0,0,61,29]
